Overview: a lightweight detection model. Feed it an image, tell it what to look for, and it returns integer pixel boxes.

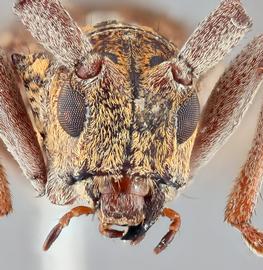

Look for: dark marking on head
[103,52,118,64]
[11,53,27,72]
[149,55,165,67]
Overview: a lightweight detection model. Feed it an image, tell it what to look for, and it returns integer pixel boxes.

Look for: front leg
[225,102,263,255]
[0,164,12,216]
[189,36,263,255]
[191,35,263,172]
[0,49,46,203]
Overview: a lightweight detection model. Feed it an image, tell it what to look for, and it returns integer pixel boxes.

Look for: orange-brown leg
[0,164,12,216]
[225,102,263,256]
[188,35,263,256]
[43,206,95,251]
[154,208,181,254]
[99,223,124,238]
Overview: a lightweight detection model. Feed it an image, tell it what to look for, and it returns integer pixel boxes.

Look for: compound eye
[57,85,87,137]
[176,93,200,144]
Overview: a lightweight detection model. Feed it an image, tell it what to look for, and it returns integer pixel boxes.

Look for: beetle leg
[189,36,263,256]
[191,35,263,173]
[0,49,47,195]
[154,208,181,254]
[0,164,12,216]
[43,206,95,251]
[224,103,263,256]
[99,223,124,238]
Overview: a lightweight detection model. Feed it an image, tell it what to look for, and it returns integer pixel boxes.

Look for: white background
[0,0,263,269]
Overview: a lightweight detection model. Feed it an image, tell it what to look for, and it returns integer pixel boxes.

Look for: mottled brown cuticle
[3,0,263,257]
[75,57,103,80]
[171,64,192,86]
[258,60,263,74]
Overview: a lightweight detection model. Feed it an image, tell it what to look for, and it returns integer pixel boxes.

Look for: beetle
[0,0,263,255]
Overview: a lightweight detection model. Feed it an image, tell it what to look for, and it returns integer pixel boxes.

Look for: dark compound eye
[176,93,200,144]
[57,86,87,137]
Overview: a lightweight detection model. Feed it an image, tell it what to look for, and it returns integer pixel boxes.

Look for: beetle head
[14,0,200,227]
